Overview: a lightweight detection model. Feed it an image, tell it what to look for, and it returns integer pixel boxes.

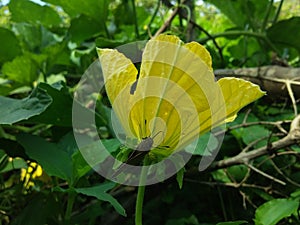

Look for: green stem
[145,0,160,33]
[135,157,149,225]
[261,0,274,32]
[131,0,139,39]
[135,185,146,225]
[272,0,284,25]
[65,192,76,223]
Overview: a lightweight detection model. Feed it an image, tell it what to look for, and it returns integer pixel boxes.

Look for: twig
[185,179,272,191]
[153,6,179,37]
[285,80,298,115]
[211,115,300,170]
[269,158,300,187]
[245,163,286,186]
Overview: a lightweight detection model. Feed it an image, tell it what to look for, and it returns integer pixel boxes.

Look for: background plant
[0,0,299,224]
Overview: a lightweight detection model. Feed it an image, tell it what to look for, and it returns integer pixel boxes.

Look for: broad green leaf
[0,138,28,159]
[254,198,299,225]
[1,157,27,173]
[267,17,300,53]
[42,0,109,21]
[72,150,91,179]
[69,15,104,43]
[0,28,21,64]
[17,133,73,183]
[2,55,39,86]
[95,37,128,48]
[29,82,74,126]
[30,82,106,127]
[75,182,126,216]
[290,189,300,199]
[227,165,248,183]
[113,1,135,26]
[211,169,231,183]
[217,221,248,225]
[0,77,23,96]
[9,0,61,28]
[78,138,121,167]
[13,23,58,52]
[0,87,52,125]
[206,0,272,30]
[42,42,71,68]
[231,125,270,148]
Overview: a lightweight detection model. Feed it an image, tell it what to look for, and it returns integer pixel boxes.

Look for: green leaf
[9,0,61,28]
[1,157,27,173]
[72,150,91,179]
[29,82,106,127]
[17,133,73,183]
[75,182,126,216]
[69,15,104,43]
[42,0,109,21]
[176,167,185,189]
[2,55,39,86]
[206,0,272,30]
[29,82,74,126]
[233,125,270,148]
[78,138,121,167]
[216,221,248,225]
[227,165,248,183]
[95,37,128,48]
[0,28,21,64]
[254,198,299,225]
[267,17,300,53]
[0,87,52,125]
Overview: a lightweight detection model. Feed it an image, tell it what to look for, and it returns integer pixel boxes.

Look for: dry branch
[211,114,300,170]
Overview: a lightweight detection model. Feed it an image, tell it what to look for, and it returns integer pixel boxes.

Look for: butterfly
[97,34,265,168]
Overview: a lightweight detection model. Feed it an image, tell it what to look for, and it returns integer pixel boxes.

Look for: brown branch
[210,115,300,170]
[153,6,179,37]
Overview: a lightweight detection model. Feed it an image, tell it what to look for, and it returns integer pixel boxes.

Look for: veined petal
[97,48,139,139]
[131,34,223,153]
[184,42,212,71]
[218,77,266,122]
[97,48,138,103]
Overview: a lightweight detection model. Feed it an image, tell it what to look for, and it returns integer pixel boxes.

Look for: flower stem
[65,191,76,223]
[135,156,149,225]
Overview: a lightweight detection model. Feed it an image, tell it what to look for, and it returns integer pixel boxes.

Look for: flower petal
[97,48,138,103]
[97,48,138,138]
[218,77,266,122]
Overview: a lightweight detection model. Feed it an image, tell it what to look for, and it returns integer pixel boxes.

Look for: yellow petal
[184,42,213,71]
[97,35,265,158]
[218,77,266,122]
[97,48,139,138]
[131,34,223,154]
[97,48,137,103]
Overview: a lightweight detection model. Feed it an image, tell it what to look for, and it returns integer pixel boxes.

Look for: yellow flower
[97,34,265,157]
[20,162,43,188]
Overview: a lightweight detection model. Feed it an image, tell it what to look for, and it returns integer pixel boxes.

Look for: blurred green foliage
[0,0,300,224]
